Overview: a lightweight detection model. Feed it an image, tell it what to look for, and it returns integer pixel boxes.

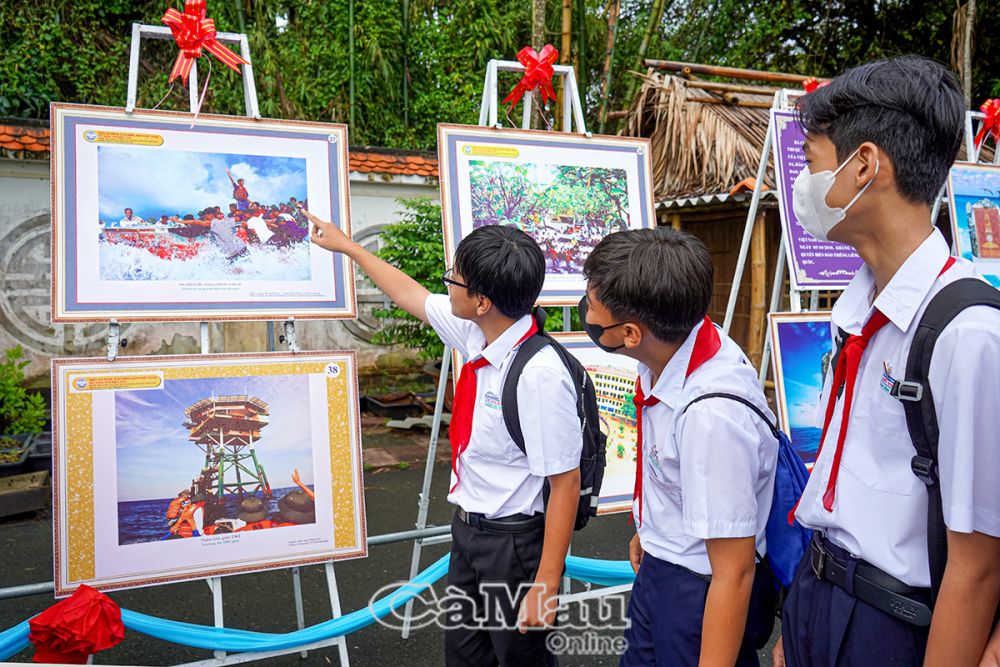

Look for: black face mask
[578,296,628,353]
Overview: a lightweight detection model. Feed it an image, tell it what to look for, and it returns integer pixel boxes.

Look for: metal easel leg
[401,346,453,639]
[207,577,226,660]
[723,112,775,334]
[325,562,351,667]
[292,567,308,658]
[758,229,787,385]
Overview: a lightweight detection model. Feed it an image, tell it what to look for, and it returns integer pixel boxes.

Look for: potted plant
[0,345,47,474]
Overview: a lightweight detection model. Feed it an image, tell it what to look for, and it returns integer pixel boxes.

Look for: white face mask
[791,147,879,242]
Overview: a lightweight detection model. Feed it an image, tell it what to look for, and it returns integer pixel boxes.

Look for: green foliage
[0,346,47,435]
[1,1,997,145]
[370,198,446,359]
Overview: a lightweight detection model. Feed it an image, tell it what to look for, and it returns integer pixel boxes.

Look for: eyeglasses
[442,268,468,290]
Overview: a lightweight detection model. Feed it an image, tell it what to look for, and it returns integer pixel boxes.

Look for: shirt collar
[833,228,950,334]
[477,314,535,369]
[637,318,706,409]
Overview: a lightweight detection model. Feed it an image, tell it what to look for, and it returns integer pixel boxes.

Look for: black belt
[810,534,932,627]
[456,508,545,534]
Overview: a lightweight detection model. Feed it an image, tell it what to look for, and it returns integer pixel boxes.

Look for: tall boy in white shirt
[775,56,1000,667]
[580,227,778,666]
[306,210,581,666]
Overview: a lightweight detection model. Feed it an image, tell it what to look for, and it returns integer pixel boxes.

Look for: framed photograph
[947,163,1000,287]
[437,125,656,305]
[772,110,862,290]
[51,351,366,596]
[51,103,356,322]
[767,312,833,467]
[451,332,639,513]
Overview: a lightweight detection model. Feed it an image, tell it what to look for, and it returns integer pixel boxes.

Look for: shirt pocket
[838,390,915,496]
[644,443,686,536]
[466,400,522,464]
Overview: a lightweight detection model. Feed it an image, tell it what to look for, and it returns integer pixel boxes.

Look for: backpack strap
[893,277,1000,602]
[681,392,779,573]
[501,334,555,453]
[682,392,781,440]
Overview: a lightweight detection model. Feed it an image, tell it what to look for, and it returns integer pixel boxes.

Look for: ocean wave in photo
[98,239,312,281]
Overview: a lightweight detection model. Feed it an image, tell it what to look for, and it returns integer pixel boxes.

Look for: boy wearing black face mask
[581,227,778,667]
[777,56,1000,667]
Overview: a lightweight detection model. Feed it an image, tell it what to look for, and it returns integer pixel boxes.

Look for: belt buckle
[811,544,827,580]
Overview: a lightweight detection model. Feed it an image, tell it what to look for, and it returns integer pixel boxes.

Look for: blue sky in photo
[115,373,314,502]
[950,166,1000,198]
[97,146,307,222]
[777,320,833,428]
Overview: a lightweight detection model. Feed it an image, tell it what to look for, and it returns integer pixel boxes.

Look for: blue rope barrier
[0,553,636,660]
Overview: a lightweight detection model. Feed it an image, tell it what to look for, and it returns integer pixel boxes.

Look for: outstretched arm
[226,169,236,187]
[302,208,430,323]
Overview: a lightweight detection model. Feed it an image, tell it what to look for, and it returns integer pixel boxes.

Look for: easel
[400,59,588,639]
[111,24,349,666]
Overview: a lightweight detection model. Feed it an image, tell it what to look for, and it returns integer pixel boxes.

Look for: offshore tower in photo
[184,394,273,520]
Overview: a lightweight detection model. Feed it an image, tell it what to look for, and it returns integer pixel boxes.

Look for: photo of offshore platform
[184,394,273,523]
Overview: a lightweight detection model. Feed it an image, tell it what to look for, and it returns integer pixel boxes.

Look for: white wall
[0,157,439,385]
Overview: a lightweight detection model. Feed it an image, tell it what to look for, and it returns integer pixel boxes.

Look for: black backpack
[887,277,1000,607]
[500,307,607,530]
[831,277,1000,607]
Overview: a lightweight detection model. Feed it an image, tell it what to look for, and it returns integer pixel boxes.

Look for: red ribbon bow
[29,584,124,664]
[162,0,248,84]
[974,99,1000,149]
[502,44,559,109]
[802,77,829,94]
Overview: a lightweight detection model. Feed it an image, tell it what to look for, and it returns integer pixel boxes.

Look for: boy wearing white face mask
[775,56,1000,667]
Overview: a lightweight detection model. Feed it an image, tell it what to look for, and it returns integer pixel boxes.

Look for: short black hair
[454,225,545,319]
[583,228,713,343]
[797,55,963,206]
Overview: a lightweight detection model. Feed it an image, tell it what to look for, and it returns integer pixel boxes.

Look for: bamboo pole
[559,0,572,131]
[687,96,775,109]
[348,0,356,128]
[644,59,817,84]
[670,213,681,230]
[599,0,621,133]
[402,0,409,127]
[624,0,667,103]
[684,80,781,95]
[576,0,587,93]
[748,211,768,369]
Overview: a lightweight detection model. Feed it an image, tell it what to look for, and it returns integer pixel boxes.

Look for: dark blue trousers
[782,538,930,667]
[620,554,774,667]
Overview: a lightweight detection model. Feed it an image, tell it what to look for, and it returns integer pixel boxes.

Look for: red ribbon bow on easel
[502,44,559,109]
[162,0,248,84]
[974,99,1000,149]
[28,585,124,664]
[802,77,829,94]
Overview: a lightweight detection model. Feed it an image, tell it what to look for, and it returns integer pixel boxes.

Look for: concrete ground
[0,424,778,666]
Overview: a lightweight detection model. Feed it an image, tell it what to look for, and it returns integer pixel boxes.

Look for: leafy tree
[3,1,995,148]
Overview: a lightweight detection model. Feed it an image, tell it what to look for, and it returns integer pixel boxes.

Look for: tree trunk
[624,0,669,103]
[964,0,976,108]
[598,0,621,134]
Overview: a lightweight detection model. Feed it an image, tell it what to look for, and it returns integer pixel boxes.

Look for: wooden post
[670,213,681,230]
[747,210,767,369]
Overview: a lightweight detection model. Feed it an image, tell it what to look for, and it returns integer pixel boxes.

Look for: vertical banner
[771,110,862,290]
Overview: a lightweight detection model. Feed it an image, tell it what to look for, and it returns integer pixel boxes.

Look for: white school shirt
[424,294,583,518]
[795,228,1000,587]
[635,319,778,576]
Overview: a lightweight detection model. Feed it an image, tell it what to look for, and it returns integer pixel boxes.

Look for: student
[580,227,778,666]
[305,209,582,666]
[775,56,1000,667]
